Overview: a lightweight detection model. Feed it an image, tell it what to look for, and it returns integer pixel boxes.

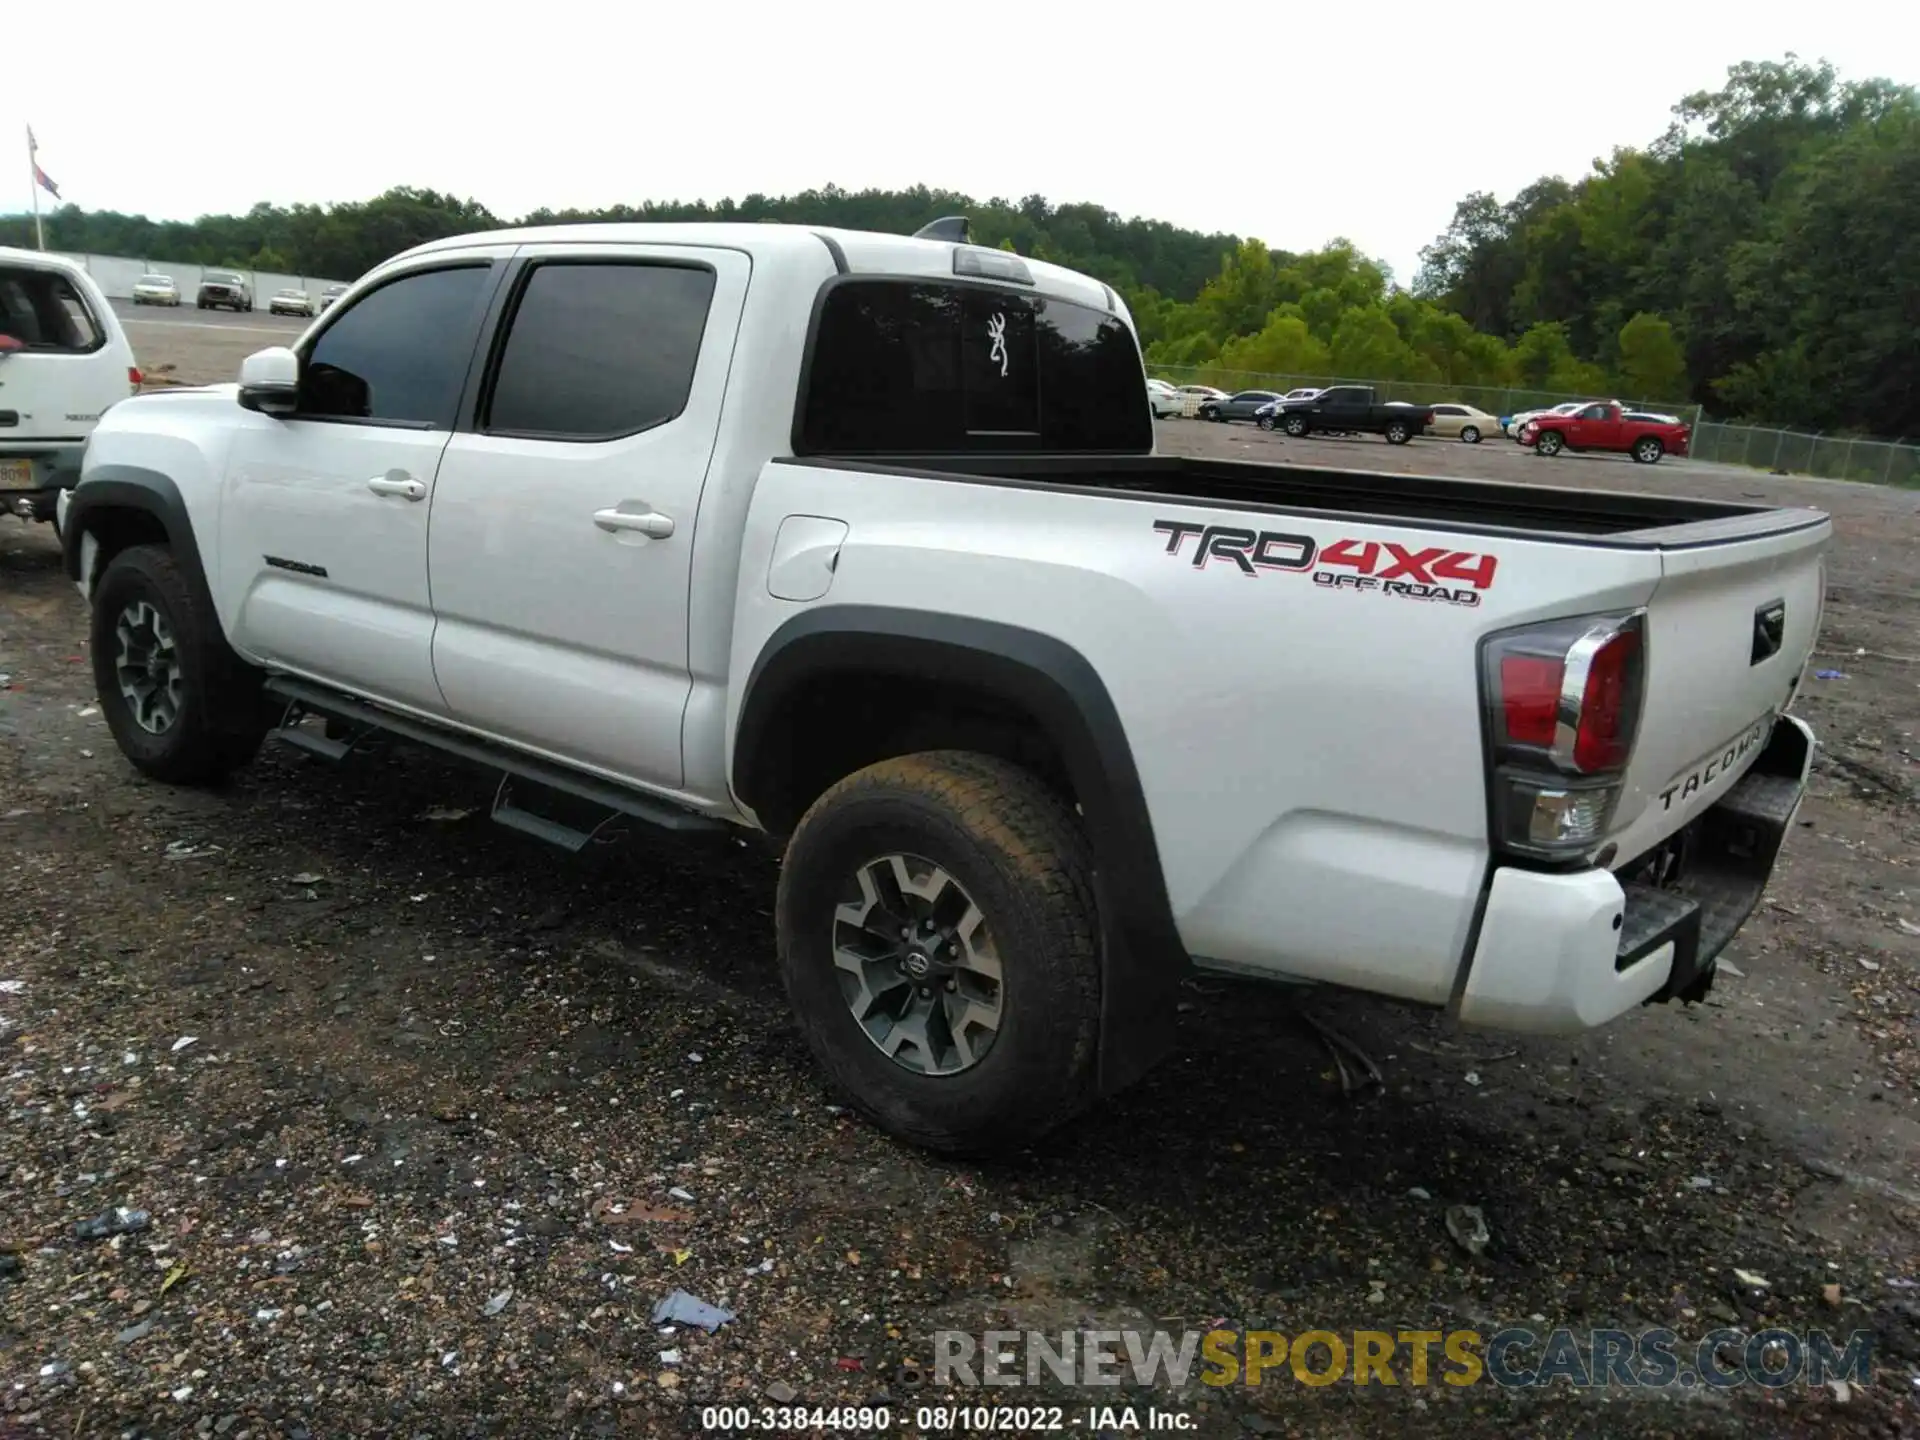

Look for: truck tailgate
[1608,516,1829,862]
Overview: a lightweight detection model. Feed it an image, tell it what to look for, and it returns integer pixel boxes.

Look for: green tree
[1614,313,1689,402]
[1215,310,1331,378]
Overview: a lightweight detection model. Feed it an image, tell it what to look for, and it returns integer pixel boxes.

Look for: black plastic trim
[769,454,1829,550]
[735,605,1188,1094]
[61,463,203,596]
[263,675,727,836]
[811,231,849,275]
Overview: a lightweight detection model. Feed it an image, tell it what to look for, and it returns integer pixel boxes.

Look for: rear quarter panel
[728,463,1667,1004]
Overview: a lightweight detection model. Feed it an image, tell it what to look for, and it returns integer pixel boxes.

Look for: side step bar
[262,675,729,849]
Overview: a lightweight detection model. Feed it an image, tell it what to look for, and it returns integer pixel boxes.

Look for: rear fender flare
[735,606,1189,1093]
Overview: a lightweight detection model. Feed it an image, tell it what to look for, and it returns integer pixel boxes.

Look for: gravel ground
[2,400,1916,1439]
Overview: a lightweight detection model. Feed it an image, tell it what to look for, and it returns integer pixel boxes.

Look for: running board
[261,676,729,845]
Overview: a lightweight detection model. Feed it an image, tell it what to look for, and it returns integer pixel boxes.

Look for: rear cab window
[0,266,104,353]
[795,278,1151,454]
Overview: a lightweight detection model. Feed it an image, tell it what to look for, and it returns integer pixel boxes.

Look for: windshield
[206,273,241,284]
[140,275,171,285]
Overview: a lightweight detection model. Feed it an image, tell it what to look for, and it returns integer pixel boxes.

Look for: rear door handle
[367,473,426,501]
[593,507,674,539]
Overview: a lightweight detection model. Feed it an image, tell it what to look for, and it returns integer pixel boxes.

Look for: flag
[27,126,59,198]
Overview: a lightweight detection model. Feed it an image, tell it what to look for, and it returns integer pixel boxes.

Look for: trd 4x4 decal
[1152,520,1498,607]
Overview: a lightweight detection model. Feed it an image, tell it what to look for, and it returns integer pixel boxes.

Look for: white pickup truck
[58,218,1830,1154]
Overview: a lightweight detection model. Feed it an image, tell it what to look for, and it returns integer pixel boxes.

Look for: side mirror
[238,346,299,417]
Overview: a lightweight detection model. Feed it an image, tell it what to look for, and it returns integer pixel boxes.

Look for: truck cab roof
[390,222,1126,322]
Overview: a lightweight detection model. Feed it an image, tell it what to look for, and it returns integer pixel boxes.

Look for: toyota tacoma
[58,218,1830,1153]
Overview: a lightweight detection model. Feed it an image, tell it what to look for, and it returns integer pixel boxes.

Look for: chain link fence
[1148,362,1920,487]
[1689,423,1920,487]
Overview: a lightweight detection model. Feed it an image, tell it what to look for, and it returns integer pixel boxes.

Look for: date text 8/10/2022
[698,1403,1198,1431]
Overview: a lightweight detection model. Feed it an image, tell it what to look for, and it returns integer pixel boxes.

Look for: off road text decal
[1152,521,1497,607]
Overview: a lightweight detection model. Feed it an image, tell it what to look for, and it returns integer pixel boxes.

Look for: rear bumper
[1,439,85,521]
[1455,715,1813,1034]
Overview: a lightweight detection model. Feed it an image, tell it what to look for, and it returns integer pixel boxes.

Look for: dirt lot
[2,373,1917,1439]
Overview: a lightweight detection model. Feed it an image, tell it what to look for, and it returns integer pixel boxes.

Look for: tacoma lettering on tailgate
[1657,716,1774,812]
[1153,521,1498,606]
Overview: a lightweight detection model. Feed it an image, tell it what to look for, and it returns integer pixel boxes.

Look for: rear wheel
[1632,436,1665,464]
[1385,419,1413,444]
[1535,430,1565,457]
[1283,413,1309,438]
[776,751,1101,1156]
[91,545,268,785]
[1256,414,1276,431]
[1461,425,1482,444]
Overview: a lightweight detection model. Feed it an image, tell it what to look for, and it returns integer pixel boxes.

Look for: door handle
[593,507,674,540]
[367,474,426,501]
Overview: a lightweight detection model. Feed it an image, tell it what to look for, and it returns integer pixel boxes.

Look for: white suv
[0,248,141,524]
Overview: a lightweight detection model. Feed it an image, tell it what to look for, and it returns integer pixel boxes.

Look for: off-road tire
[776,750,1101,1156]
[91,545,268,785]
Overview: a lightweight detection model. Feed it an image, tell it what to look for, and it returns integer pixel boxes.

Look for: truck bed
[789,454,1827,548]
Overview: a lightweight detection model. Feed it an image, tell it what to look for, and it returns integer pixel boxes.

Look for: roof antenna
[912,216,971,244]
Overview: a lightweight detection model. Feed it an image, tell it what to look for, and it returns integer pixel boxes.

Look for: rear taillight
[129,367,143,392]
[1481,611,1647,860]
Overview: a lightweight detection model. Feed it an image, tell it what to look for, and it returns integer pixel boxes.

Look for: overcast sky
[7,0,1914,286]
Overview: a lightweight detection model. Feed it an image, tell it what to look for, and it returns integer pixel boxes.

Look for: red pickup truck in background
[1519,401,1690,464]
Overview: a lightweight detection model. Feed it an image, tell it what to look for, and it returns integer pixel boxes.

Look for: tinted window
[0,267,102,352]
[300,265,489,427]
[796,279,1151,454]
[486,262,717,440]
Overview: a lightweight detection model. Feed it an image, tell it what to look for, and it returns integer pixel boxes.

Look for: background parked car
[1500,400,1587,437]
[1425,402,1500,443]
[268,288,315,318]
[1272,385,1433,443]
[319,283,349,311]
[197,271,253,312]
[1252,388,1327,429]
[1146,378,1184,418]
[1174,383,1228,404]
[130,273,181,307]
[0,248,141,523]
[1198,388,1282,423]
[1518,400,1689,463]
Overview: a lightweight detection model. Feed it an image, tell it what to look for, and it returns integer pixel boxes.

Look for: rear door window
[796,279,1150,453]
[484,261,717,440]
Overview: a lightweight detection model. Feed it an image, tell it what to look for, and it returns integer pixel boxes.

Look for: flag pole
[27,127,45,251]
